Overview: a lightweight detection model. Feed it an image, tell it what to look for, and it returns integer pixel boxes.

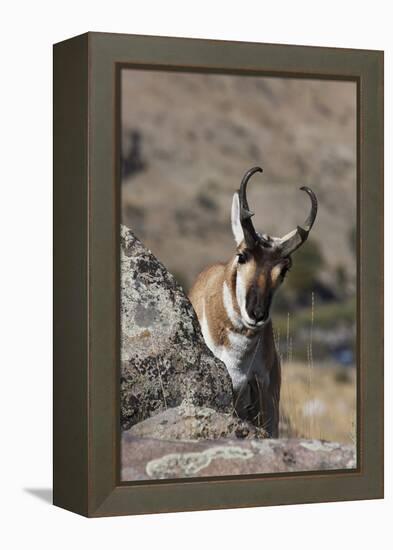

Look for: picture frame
[53,32,383,517]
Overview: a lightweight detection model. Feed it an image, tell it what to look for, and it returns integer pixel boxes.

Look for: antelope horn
[279,186,318,256]
[238,166,264,248]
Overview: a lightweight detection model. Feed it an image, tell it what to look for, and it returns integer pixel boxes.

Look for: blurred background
[121,69,357,445]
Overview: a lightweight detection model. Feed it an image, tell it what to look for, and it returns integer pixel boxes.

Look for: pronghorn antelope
[189,167,318,437]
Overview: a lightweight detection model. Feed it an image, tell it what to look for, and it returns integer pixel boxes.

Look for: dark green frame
[53,32,383,517]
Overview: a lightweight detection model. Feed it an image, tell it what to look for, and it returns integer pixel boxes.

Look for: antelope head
[230,166,318,330]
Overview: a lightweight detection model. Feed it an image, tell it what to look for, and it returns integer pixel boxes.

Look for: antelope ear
[231,192,244,246]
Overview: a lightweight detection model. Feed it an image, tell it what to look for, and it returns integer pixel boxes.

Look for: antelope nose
[254,309,268,323]
[255,314,266,323]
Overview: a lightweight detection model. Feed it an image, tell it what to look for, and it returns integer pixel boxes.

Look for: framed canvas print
[53,32,383,517]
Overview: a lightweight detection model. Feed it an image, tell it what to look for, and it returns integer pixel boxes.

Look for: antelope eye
[237,252,247,264]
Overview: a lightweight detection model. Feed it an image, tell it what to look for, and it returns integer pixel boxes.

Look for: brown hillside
[121,70,356,293]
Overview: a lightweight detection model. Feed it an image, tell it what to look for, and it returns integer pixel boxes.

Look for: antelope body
[189,167,318,437]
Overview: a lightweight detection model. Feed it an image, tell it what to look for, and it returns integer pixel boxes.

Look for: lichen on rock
[146,445,254,479]
[120,225,233,430]
[121,435,357,480]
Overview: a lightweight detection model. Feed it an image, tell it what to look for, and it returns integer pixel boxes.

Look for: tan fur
[270,264,282,285]
[189,257,273,344]
[189,263,230,347]
[189,251,285,347]
[242,257,260,292]
[257,272,267,292]
[224,261,241,317]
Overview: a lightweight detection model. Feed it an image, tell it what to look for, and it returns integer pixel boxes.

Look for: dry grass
[278,295,356,445]
[280,362,356,444]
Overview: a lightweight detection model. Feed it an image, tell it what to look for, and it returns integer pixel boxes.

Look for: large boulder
[127,401,267,440]
[121,435,356,481]
[120,225,233,430]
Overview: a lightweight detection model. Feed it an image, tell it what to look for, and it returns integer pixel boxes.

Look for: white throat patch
[235,270,256,327]
[223,281,242,329]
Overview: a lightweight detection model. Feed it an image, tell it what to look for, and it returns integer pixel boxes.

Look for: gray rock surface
[120,225,233,429]
[121,435,356,481]
[127,401,267,440]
